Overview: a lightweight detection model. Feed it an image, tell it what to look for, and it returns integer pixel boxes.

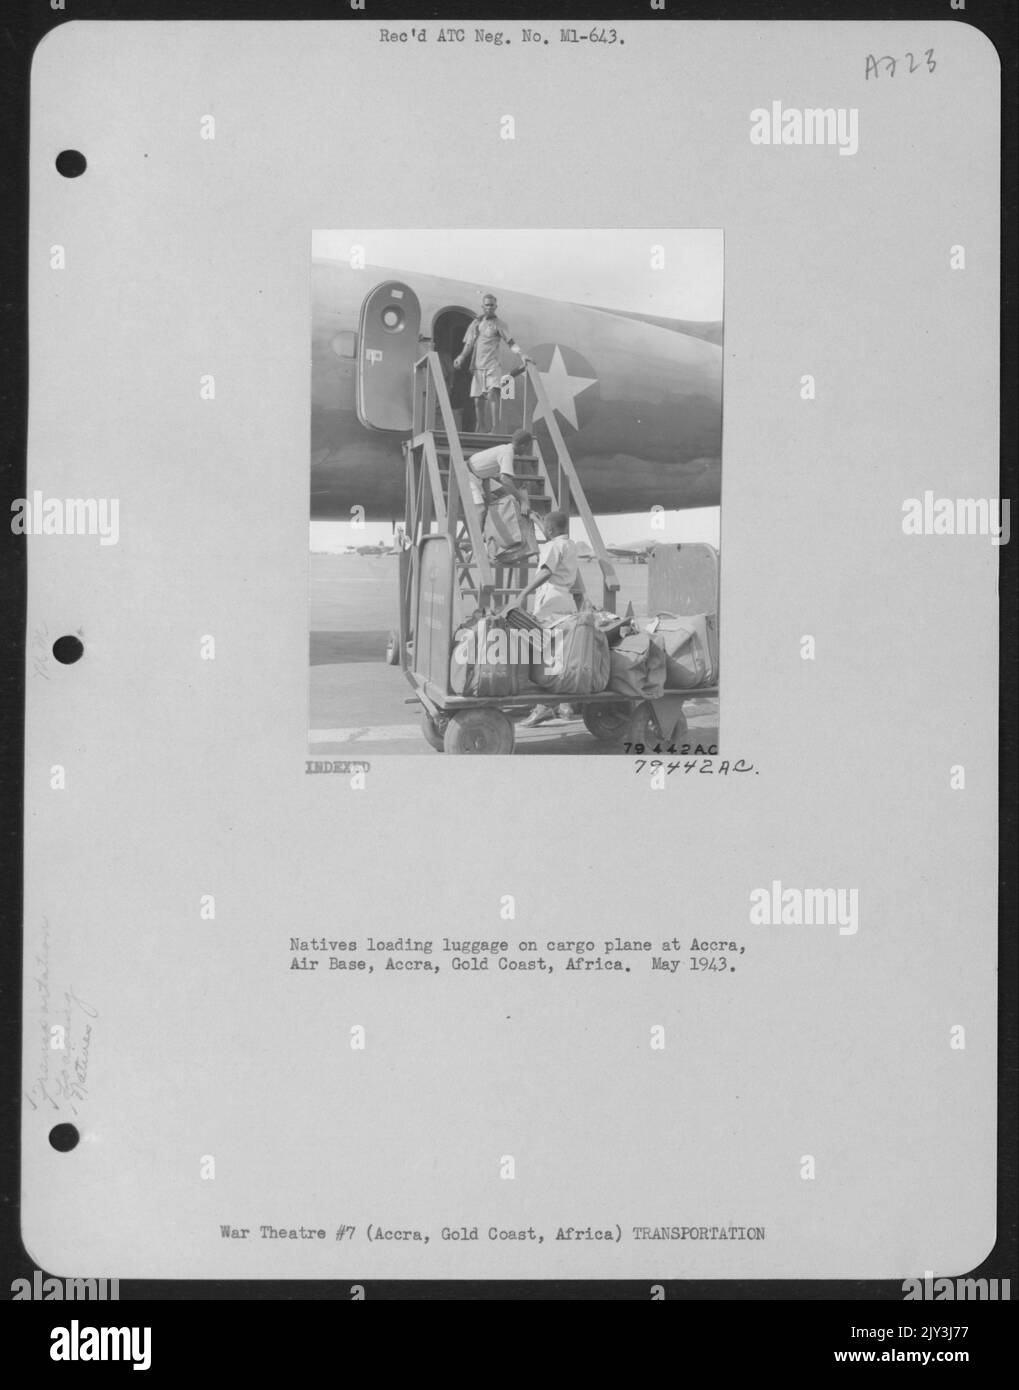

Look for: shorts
[468,474,510,507]
[533,586,576,622]
[471,363,503,397]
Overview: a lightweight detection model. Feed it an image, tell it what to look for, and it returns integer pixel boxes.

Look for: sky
[310,506,719,551]
[310,229,722,549]
[311,229,723,322]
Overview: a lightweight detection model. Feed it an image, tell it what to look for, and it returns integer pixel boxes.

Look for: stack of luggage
[604,610,719,699]
[448,604,719,704]
[450,606,612,698]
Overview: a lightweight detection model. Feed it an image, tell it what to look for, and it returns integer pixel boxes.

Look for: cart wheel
[385,630,400,665]
[420,711,447,752]
[581,703,632,742]
[626,701,664,749]
[443,708,515,754]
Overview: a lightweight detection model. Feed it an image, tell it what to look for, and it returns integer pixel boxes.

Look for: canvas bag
[449,613,524,697]
[608,631,667,700]
[645,612,719,688]
[533,610,610,696]
[483,493,538,563]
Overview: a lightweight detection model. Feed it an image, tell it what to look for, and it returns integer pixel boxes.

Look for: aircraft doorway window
[381,306,406,333]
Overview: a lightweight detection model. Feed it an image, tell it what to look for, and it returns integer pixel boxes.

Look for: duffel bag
[533,609,610,696]
[450,614,524,697]
[645,612,719,688]
[483,494,538,564]
[608,631,667,700]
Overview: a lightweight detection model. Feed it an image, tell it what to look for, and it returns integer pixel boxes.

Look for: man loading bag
[467,430,537,564]
[502,510,607,726]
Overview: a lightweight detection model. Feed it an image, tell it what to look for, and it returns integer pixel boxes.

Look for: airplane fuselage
[311,260,722,520]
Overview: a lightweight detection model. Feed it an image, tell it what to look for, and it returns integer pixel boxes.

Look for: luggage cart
[402,534,715,754]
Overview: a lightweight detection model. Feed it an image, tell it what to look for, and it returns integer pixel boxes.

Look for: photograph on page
[309,229,722,758]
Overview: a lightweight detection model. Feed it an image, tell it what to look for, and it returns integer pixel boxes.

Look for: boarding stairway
[400,353,620,629]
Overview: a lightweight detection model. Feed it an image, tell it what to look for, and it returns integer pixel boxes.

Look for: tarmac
[309,553,720,755]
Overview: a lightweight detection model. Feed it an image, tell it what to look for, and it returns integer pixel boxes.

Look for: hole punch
[52,635,84,665]
[56,150,87,178]
[49,1123,79,1152]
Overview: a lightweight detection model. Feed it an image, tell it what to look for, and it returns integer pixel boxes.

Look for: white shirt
[467,443,516,505]
[533,534,579,620]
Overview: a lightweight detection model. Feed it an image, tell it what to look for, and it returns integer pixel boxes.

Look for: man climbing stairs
[401,353,619,622]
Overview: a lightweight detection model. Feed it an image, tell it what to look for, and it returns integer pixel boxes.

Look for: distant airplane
[606,539,659,563]
[311,260,723,521]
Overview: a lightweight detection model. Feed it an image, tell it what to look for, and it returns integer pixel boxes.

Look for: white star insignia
[532,345,597,430]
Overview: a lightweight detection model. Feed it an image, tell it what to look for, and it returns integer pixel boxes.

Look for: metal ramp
[399,353,619,649]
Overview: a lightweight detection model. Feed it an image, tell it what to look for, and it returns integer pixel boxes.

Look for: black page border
[1,0,1014,1325]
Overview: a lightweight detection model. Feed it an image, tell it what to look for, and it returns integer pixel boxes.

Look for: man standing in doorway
[455,294,533,434]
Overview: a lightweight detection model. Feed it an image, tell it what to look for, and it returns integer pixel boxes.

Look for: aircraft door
[356,281,422,431]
